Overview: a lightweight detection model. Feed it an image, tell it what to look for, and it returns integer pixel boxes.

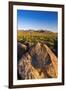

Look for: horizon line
[17,29,58,33]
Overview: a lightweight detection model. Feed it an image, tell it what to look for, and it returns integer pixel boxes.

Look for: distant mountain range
[18,29,57,33]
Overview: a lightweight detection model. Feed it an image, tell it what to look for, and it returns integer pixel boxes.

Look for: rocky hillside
[18,42,58,79]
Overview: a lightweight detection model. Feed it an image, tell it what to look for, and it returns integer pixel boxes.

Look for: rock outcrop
[17,42,27,61]
[18,42,58,79]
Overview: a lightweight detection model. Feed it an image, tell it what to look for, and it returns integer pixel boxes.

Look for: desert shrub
[53,37,58,56]
[17,31,58,56]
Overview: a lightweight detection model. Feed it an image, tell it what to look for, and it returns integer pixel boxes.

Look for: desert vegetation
[17,30,58,56]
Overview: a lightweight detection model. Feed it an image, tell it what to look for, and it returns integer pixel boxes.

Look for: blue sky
[17,10,58,32]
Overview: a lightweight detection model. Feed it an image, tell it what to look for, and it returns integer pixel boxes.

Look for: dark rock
[17,42,27,61]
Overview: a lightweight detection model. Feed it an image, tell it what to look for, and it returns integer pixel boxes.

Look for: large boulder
[18,42,58,79]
